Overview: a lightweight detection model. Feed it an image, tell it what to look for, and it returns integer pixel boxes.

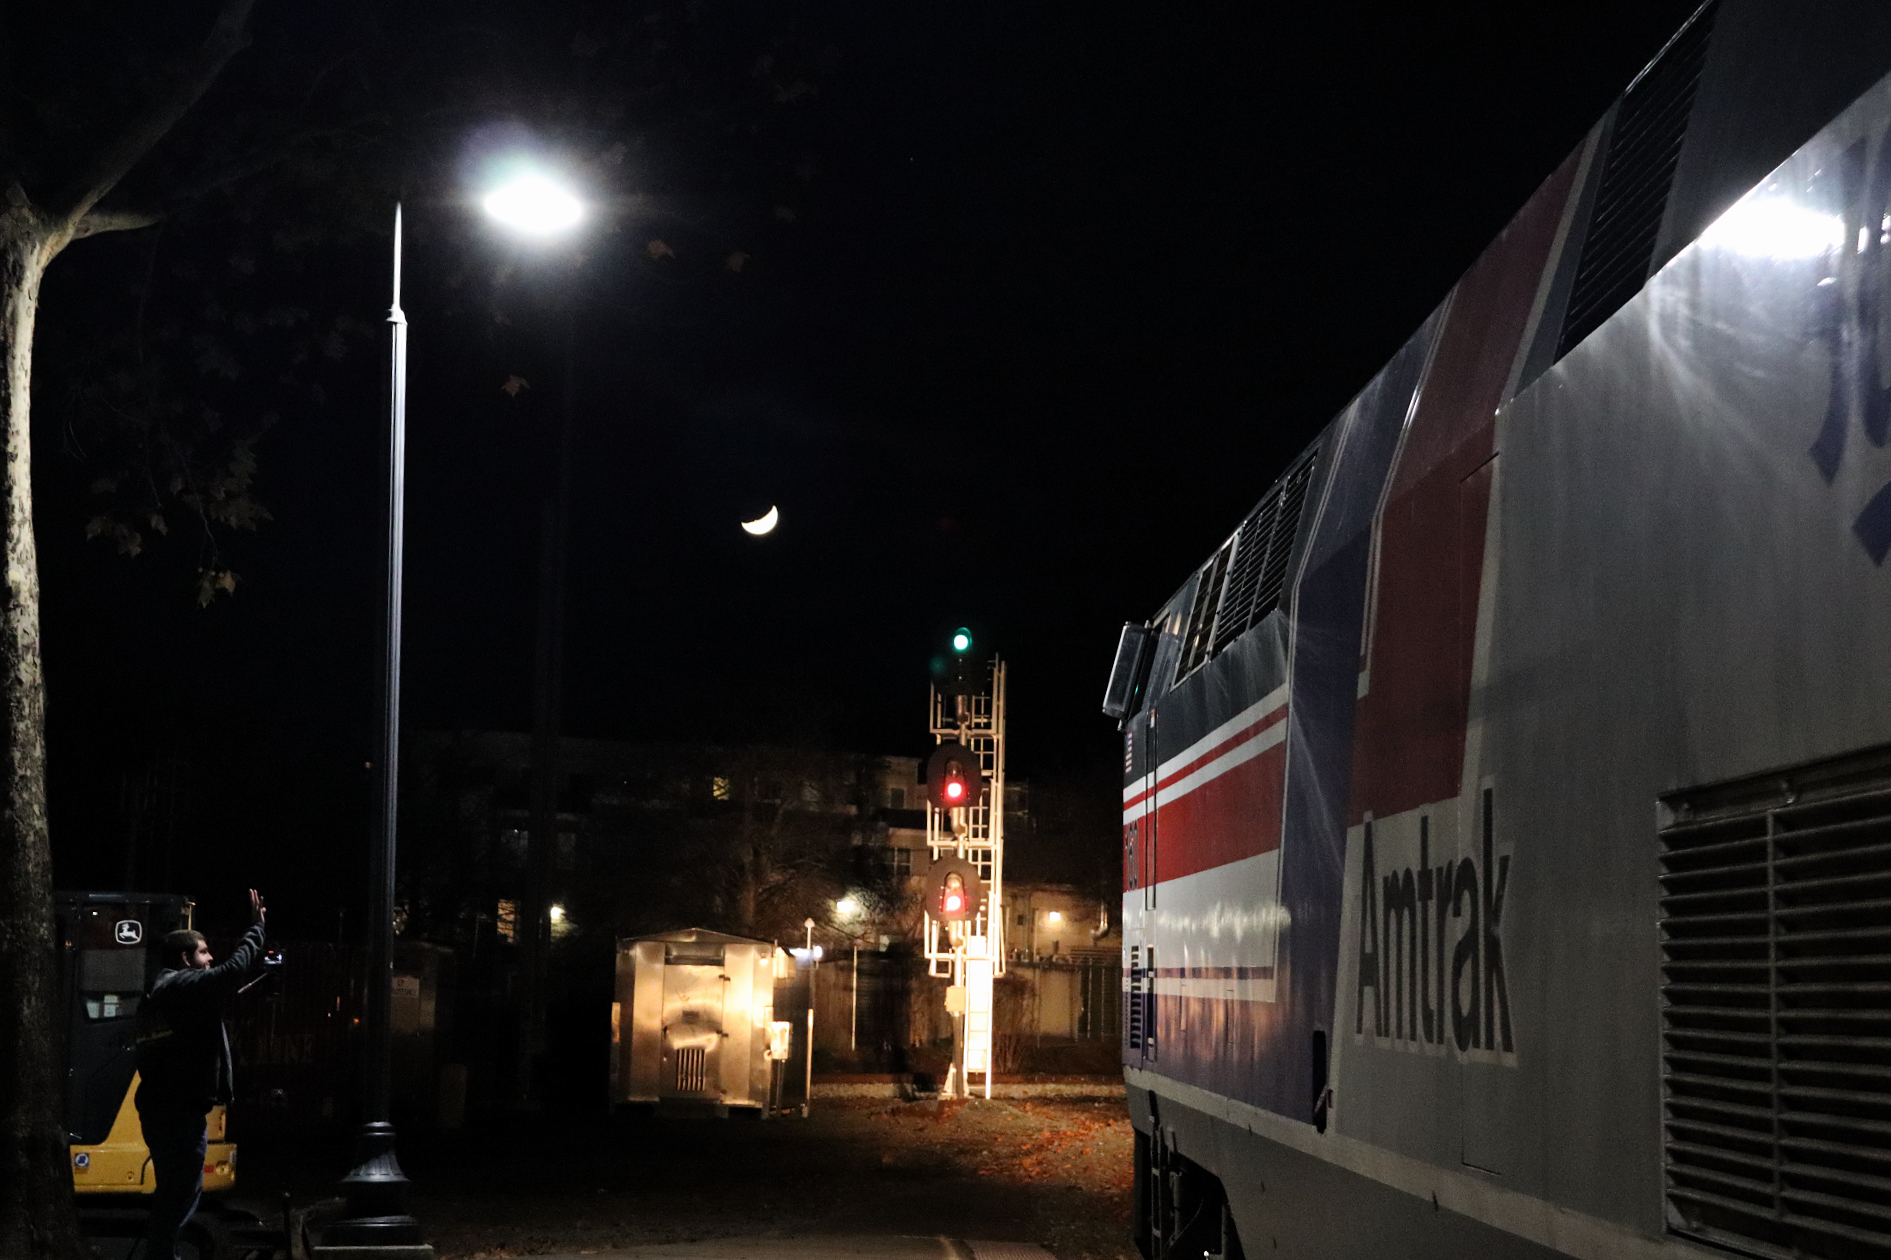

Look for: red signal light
[925,742,984,813]
[932,862,978,923]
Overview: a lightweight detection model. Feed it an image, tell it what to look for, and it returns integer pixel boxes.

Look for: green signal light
[952,628,972,653]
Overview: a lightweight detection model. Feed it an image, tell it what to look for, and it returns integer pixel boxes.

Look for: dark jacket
[135,922,266,1112]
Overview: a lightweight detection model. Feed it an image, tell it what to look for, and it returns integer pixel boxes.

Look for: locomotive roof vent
[1170,449,1319,690]
[1556,0,1720,361]
[1658,743,1891,1259]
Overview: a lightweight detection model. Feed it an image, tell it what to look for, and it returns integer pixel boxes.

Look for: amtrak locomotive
[1102,3,1891,1257]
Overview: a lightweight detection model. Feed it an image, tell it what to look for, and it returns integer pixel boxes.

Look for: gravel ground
[379,1096,1135,1260]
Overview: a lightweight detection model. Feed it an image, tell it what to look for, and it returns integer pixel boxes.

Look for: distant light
[1046,910,1062,924]
[952,628,972,653]
[1700,194,1844,261]
[836,896,860,916]
[549,904,566,923]
[483,172,584,236]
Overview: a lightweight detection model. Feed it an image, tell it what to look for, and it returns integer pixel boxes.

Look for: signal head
[929,857,982,923]
[925,741,985,813]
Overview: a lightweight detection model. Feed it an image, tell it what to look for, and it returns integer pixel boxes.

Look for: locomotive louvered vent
[1126,949,1144,1050]
[1174,543,1231,681]
[674,1045,708,1093]
[1556,1,1719,361]
[1659,746,1891,1260]
[1211,454,1318,655]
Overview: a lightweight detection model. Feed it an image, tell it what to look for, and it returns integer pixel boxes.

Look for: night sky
[36,1,1705,932]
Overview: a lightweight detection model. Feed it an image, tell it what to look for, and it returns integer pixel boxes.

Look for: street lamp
[331,168,584,1250]
[326,201,426,1252]
[482,172,584,236]
[476,165,587,1108]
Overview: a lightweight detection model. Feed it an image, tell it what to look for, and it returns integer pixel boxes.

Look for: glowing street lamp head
[835,895,860,916]
[483,172,584,237]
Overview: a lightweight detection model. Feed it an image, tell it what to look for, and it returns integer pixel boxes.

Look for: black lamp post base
[316,1121,432,1257]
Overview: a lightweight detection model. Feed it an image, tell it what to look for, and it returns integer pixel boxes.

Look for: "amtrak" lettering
[1354,788,1513,1058]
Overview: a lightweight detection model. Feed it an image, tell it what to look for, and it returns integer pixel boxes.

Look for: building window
[887,787,906,809]
[712,776,731,800]
[890,848,911,877]
[495,899,517,943]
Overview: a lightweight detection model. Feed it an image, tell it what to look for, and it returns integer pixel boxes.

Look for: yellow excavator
[57,891,285,1259]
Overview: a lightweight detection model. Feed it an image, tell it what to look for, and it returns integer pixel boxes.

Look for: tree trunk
[0,209,85,1260]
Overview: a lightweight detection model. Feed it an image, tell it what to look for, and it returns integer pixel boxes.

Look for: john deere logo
[114,920,142,945]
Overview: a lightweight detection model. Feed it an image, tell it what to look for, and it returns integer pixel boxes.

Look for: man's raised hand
[249,888,266,925]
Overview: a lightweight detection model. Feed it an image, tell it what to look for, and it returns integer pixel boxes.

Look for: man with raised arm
[134,889,268,1260]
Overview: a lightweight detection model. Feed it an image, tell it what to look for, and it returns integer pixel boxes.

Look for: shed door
[661,963,724,1098]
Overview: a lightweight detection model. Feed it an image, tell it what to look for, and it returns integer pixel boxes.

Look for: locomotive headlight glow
[1700,194,1845,261]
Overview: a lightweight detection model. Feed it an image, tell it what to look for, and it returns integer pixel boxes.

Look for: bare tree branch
[71,207,160,240]
[51,0,258,228]
[160,114,387,207]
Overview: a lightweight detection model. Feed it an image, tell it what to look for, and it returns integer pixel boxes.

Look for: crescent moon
[740,505,780,536]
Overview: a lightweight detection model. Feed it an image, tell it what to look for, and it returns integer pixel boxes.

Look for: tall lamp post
[480,170,585,1106]
[327,170,583,1253]
[325,201,427,1253]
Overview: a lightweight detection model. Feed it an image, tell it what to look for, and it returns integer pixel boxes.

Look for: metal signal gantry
[923,652,1005,1098]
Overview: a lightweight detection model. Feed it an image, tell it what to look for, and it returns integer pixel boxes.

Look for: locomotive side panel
[1119,6,1891,1256]
[1330,131,1584,1177]
[1471,74,1891,1228]
[1319,62,1891,1251]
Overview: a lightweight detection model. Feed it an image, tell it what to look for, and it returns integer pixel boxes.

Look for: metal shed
[611,927,791,1116]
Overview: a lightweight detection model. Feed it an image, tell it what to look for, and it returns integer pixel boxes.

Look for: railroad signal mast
[924,628,1005,1099]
